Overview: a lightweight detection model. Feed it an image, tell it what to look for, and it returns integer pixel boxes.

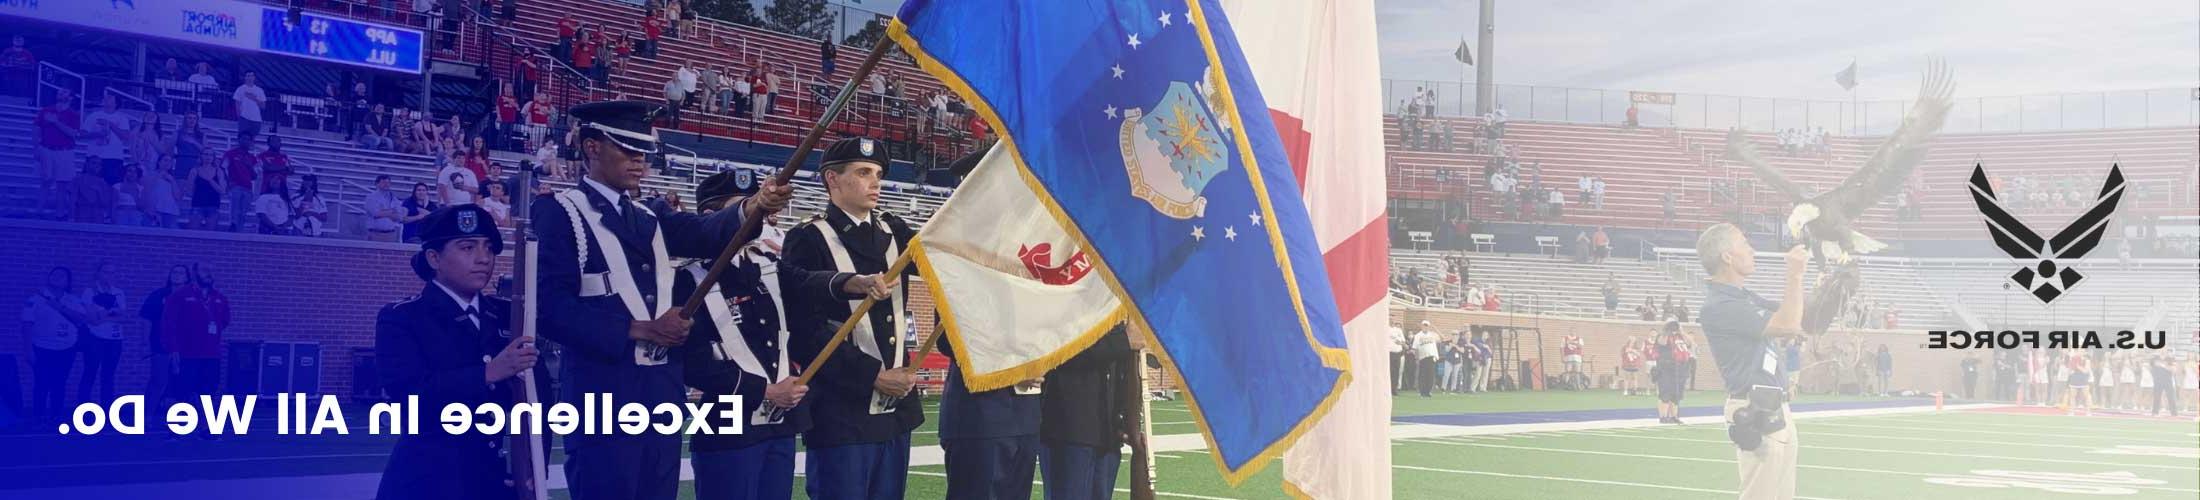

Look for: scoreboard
[259,9,424,73]
[0,0,425,74]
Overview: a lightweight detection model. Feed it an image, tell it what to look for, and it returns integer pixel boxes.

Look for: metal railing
[1384,79,2200,135]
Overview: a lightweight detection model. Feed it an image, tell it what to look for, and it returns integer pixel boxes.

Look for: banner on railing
[1629,91,1676,105]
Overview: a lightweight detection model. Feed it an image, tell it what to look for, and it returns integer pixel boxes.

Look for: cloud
[1379,0,2200,101]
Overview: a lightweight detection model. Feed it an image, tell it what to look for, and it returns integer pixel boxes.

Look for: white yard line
[1396,440,2200,494]
[1809,422,2184,444]
[1857,416,2196,436]
[1554,431,2200,471]
[1394,464,1846,500]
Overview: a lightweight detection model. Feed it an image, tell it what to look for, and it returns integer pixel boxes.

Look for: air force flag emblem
[1967,163,2126,304]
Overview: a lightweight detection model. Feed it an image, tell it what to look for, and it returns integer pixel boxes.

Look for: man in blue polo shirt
[1695,223,1810,500]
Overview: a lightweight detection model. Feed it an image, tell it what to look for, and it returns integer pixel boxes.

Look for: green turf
[11,393,2197,499]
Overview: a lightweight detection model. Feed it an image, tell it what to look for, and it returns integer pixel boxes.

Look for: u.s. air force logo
[1120,81,1227,220]
[1966,163,2125,304]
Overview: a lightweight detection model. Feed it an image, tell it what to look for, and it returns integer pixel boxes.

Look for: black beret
[820,136,890,171]
[696,168,760,207]
[417,204,505,254]
[569,100,664,154]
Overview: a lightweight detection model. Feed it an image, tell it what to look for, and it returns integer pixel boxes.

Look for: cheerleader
[2064,349,2092,416]
[2027,349,2051,406]
[2119,354,2141,411]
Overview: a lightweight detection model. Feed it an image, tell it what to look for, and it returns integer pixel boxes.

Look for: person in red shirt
[1482,286,1501,311]
[556,14,579,62]
[1621,337,1645,396]
[514,52,541,102]
[34,87,81,218]
[495,83,520,149]
[1561,334,1585,375]
[612,34,633,74]
[222,136,259,231]
[258,136,294,195]
[571,27,596,73]
[161,263,231,430]
[640,11,662,59]
[2,35,33,96]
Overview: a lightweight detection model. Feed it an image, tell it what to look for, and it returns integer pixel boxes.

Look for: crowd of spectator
[1391,321,1499,396]
[1775,126,1829,156]
[20,262,234,434]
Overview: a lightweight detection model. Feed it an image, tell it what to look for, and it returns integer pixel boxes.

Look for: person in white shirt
[437,152,478,206]
[253,184,296,235]
[1412,326,1441,396]
[24,266,87,420]
[480,181,513,227]
[365,175,406,242]
[76,262,128,405]
[1465,283,1485,308]
[1390,324,1409,395]
[84,94,136,184]
[233,71,268,138]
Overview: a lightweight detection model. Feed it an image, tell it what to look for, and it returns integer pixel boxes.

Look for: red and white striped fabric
[1220,0,1393,498]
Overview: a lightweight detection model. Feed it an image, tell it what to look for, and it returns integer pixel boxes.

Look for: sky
[1376,0,2200,101]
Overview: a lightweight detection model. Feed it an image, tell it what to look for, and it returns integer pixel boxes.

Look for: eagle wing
[1724,128,1809,201]
[1833,59,1955,220]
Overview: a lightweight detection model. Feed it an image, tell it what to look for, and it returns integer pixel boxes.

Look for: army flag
[892,0,1352,482]
[911,143,1125,391]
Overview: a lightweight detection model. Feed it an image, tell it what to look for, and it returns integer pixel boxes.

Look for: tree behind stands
[764,0,835,40]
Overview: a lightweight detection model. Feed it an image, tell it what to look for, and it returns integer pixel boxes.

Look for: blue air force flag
[892,0,1351,482]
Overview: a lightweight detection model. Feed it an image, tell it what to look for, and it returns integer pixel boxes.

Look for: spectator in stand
[677,64,701,109]
[514,51,541,102]
[1482,285,1501,312]
[364,175,405,242]
[186,62,219,111]
[1592,227,1611,263]
[234,71,268,138]
[253,181,297,235]
[442,115,465,146]
[819,36,838,77]
[1572,230,1592,263]
[1664,294,1687,323]
[131,115,164,174]
[24,266,84,423]
[72,160,116,224]
[35,88,82,219]
[85,93,135,184]
[726,66,750,117]
[186,148,224,230]
[139,265,189,409]
[572,26,598,83]
[494,84,520,149]
[145,158,182,228]
[75,262,127,406]
[1546,187,1564,219]
[113,165,147,226]
[1637,296,1660,322]
[222,136,259,231]
[437,151,478,206]
[293,175,329,237]
[172,112,206,178]
[163,263,231,434]
[522,98,553,149]
[358,104,395,150]
[260,136,295,194]
[151,58,187,84]
[401,182,439,242]
[348,81,370,134]
[481,181,513,227]
[676,0,696,38]
[556,13,578,63]
[2,35,34,97]
[592,29,614,84]
[1623,102,1640,129]
[319,83,345,131]
[1601,274,1622,318]
[640,9,663,59]
[611,33,633,76]
[697,65,722,113]
[663,73,687,127]
[1591,176,1607,210]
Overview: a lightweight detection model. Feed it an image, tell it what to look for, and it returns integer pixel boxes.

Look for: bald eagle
[1727,59,1955,266]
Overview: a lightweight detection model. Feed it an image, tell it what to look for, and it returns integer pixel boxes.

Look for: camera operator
[1694,223,1811,500]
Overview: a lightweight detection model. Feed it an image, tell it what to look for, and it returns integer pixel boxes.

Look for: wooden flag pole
[793,249,917,386]
[678,36,898,320]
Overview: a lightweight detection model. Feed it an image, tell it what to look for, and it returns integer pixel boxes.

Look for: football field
[4,391,2194,499]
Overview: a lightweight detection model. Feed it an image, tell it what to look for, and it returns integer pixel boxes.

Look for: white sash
[812,217,905,368]
[688,259,791,380]
[554,189,674,366]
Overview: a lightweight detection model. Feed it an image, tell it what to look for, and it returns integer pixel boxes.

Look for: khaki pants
[1723,399,1797,500]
